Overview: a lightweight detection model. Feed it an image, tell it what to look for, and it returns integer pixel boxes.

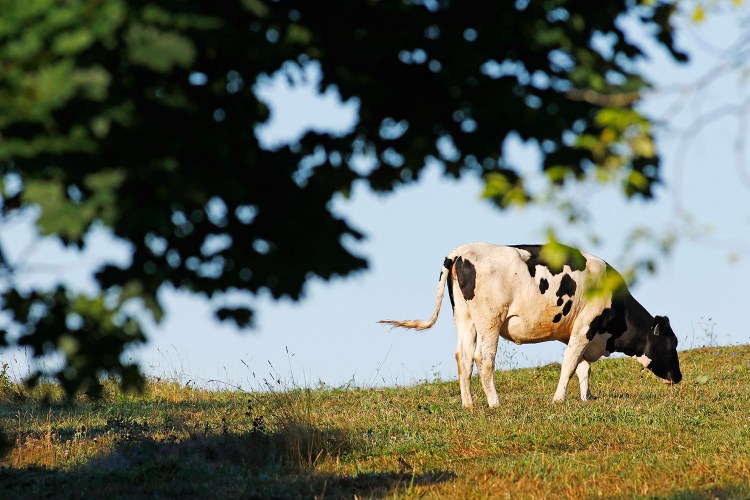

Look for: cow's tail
[378,257,453,331]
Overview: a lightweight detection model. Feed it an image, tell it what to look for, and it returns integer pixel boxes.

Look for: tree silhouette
[0,0,686,395]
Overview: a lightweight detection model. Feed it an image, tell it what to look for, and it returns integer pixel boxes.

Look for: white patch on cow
[633,354,652,368]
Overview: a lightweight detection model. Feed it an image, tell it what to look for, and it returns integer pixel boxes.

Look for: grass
[1,345,750,498]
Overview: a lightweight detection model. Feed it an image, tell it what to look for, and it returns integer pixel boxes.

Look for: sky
[2,6,749,392]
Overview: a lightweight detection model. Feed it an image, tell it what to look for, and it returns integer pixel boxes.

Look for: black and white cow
[379,242,682,408]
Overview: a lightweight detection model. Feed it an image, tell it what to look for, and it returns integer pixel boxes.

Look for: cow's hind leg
[575,359,596,400]
[476,327,500,407]
[453,306,476,409]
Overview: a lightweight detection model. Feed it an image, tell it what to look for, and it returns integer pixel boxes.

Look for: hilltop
[1,345,749,498]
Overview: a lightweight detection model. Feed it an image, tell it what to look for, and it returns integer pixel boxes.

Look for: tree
[0,0,686,396]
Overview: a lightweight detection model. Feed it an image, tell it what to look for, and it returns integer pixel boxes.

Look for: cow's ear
[653,316,669,335]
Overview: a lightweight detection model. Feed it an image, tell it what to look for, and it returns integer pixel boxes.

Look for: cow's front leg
[575,359,596,400]
[553,340,588,402]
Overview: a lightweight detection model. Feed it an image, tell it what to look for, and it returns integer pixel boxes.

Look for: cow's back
[448,243,611,344]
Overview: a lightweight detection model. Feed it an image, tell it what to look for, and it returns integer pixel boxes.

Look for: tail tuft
[377,319,434,331]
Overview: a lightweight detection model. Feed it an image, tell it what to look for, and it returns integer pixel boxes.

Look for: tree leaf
[23,179,93,241]
[126,23,196,73]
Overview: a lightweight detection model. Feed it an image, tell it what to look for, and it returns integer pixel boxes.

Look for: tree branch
[564,88,641,107]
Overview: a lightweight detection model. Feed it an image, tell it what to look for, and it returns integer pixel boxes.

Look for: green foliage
[1,286,146,396]
[21,169,123,241]
[1,346,750,497]
[481,171,527,208]
[125,23,196,73]
[0,0,688,395]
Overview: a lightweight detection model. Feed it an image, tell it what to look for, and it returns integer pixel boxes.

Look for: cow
[378,242,682,408]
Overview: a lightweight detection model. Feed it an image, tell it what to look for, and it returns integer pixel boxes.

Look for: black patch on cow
[602,295,642,356]
[539,278,549,294]
[585,270,631,342]
[557,297,563,307]
[586,308,611,340]
[444,257,455,311]
[441,258,452,282]
[512,245,544,277]
[562,300,573,316]
[443,257,453,273]
[510,244,587,278]
[455,256,476,301]
[552,313,562,323]
[556,274,577,299]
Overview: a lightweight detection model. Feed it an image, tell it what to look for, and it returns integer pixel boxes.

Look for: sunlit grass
[1,345,749,498]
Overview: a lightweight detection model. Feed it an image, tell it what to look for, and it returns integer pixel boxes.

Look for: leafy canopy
[0,0,686,395]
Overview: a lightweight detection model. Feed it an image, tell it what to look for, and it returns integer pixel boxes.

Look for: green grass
[2,345,750,498]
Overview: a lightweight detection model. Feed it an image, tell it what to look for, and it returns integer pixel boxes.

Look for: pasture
[1,345,749,498]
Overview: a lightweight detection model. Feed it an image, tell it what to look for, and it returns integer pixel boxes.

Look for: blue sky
[2,6,749,391]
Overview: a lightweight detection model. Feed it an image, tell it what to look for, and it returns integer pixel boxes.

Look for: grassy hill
[1,345,749,499]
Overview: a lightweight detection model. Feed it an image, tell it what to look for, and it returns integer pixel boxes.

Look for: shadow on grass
[659,483,750,500]
[1,422,456,498]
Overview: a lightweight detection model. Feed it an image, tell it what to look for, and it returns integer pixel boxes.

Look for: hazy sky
[2,6,749,391]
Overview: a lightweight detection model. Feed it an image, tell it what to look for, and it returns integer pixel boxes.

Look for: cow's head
[644,316,682,384]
